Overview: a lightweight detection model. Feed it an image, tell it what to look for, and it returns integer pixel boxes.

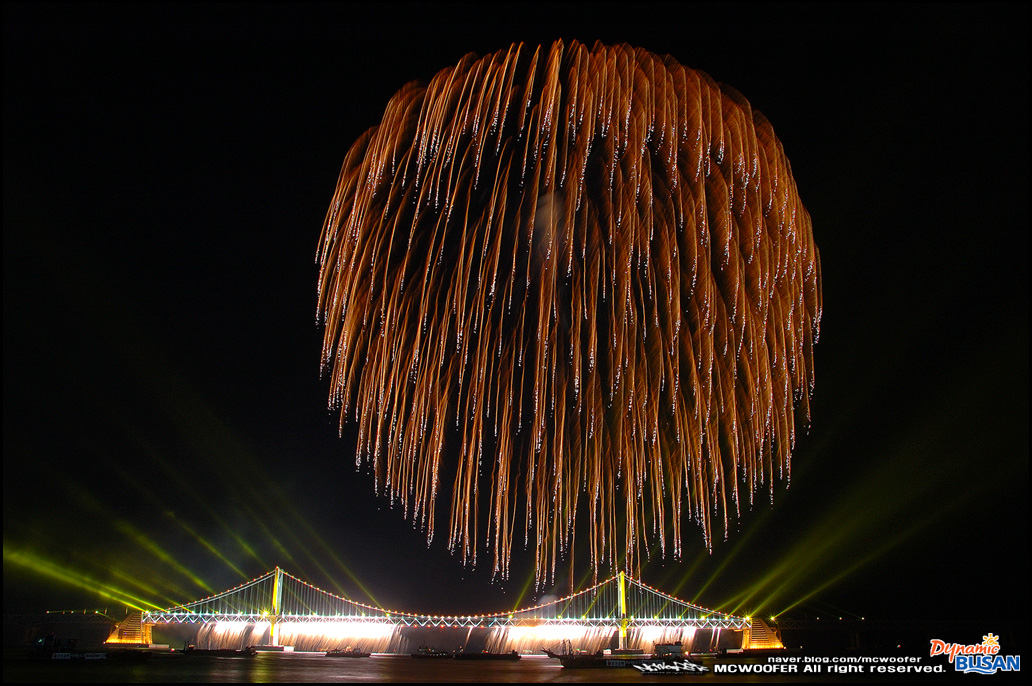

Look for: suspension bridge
[121,568,778,653]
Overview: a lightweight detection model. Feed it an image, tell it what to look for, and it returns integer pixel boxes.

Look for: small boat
[326,647,370,658]
[181,645,258,658]
[542,646,604,668]
[411,645,451,658]
[453,650,521,660]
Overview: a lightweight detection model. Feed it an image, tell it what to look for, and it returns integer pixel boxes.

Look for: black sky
[4,2,1028,630]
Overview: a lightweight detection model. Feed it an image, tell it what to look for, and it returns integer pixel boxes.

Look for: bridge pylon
[617,570,628,650]
[269,566,284,647]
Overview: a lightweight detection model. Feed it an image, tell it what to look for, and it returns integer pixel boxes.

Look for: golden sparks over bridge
[316,40,821,584]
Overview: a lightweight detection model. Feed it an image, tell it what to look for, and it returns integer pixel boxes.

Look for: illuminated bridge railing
[143,568,749,630]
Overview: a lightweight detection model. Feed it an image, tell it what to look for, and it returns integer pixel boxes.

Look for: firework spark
[316,40,821,584]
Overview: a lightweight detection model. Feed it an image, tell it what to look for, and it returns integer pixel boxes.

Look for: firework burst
[316,40,821,584]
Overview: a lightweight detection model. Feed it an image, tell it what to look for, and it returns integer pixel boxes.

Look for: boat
[600,648,651,667]
[326,647,370,658]
[653,642,686,658]
[181,645,258,657]
[453,650,521,660]
[410,645,451,658]
[544,642,705,671]
[542,646,604,668]
[543,645,651,668]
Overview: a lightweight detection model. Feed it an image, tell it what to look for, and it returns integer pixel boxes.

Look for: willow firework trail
[316,40,821,584]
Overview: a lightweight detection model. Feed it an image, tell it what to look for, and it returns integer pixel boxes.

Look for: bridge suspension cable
[143,569,749,631]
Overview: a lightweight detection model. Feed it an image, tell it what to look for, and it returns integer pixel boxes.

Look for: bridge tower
[617,570,628,650]
[269,566,284,646]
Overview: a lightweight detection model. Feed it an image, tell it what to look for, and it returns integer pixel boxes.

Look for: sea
[1,650,969,683]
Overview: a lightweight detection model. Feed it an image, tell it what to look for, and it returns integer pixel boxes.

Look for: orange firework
[317,40,821,583]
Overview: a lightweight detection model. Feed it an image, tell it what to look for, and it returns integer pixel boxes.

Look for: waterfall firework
[316,40,821,583]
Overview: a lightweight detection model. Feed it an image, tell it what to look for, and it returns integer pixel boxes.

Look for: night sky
[4,2,1027,633]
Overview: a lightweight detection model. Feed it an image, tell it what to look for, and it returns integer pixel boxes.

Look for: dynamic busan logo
[930,633,1020,675]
